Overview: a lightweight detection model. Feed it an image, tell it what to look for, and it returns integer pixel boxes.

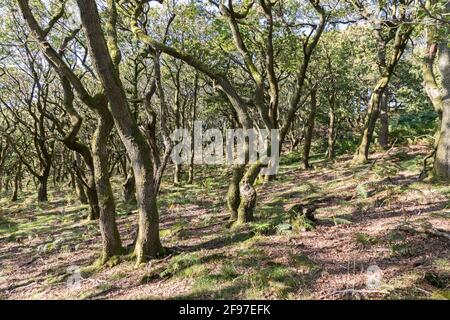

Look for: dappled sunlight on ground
[0,145,449,300]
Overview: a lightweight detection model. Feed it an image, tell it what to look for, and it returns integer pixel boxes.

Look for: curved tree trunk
[91,97,122,263]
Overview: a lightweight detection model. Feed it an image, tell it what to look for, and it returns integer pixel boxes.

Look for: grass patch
[355,232,379,247]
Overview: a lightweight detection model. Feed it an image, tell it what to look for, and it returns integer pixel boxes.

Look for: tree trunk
[187,150,195,184]
[73,152,98,215]
[326,102,336,160]
[72,154,88,204]
[187,74,198,184]
[91,97,123,263]
[37,169,49,202]
[236,162,261,224]
[433,29,450,179]
[420,0,450,180]
[123,166,136,205]
[378,89,389,148]
[11,163,21,202]
[75,175,88,204]
[353,90,382,163]
[85,185,100,219]
[303,89,317,169]
[227,165,245,222]
[174,163,181,185]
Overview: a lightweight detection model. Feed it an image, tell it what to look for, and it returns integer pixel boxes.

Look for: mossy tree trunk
[227,164,245,222]
[37,172,49,202]
[420,0,450,180]
[91,95,123,262]
[72,153,88,204]
[432,21,450,179]
[353,26,412,164]
[237,162,261,224]
[123,166,136,205]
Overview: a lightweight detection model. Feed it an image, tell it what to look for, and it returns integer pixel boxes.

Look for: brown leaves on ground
[0,144,449,300]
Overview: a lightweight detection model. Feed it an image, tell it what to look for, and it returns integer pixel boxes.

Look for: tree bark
[37,169,50,202]
[326,100,336,160]
[73,153,88,204]
[303,88,317,169]
[174,164,181,185]
[187,74,198,184]
[433,26,450,179]
[11,162,22,202]
[378,90,389,148]
[227,165,245,222]
[123,166,136,205]
[91,95,123,262]
[237,162,261,224]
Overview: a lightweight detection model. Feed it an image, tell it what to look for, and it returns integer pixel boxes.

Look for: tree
[351,0,415,163]
[421,0,450,179]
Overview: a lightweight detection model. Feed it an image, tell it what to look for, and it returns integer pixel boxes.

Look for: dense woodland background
[0,0,449,299]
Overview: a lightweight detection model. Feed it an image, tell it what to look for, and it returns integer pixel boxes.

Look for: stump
[288,203,317,232]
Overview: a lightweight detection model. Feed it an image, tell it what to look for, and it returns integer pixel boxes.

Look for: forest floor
[0,143,449,300]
